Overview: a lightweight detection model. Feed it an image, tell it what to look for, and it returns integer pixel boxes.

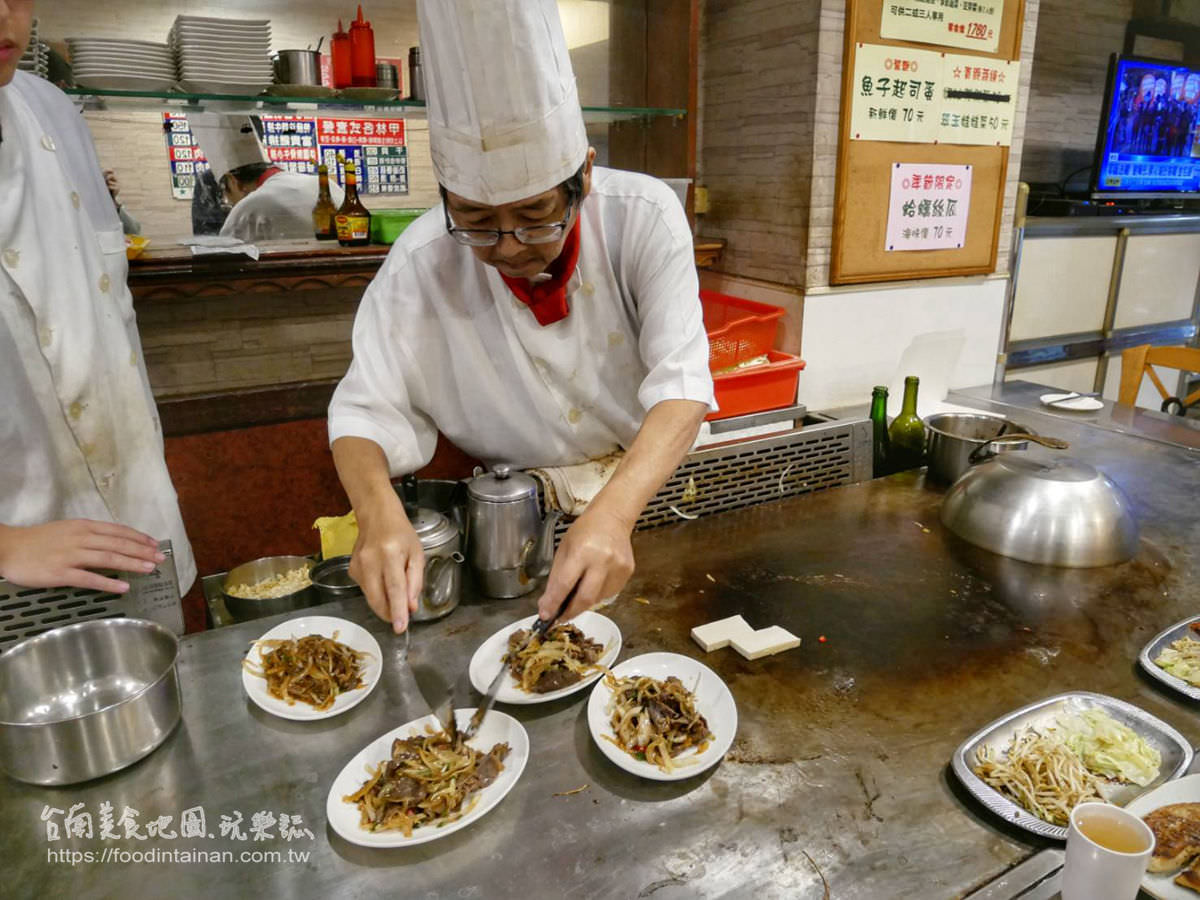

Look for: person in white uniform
[0,1,196,596]
[329,0,714,633]
[220,162,342,244]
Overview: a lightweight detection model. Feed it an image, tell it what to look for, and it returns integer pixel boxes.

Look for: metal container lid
[411,507,458,549]
[466,465,537,504]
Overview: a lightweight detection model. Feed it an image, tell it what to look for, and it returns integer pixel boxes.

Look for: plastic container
[701,289,785,372]
[708,350,806,422]
[370,208,426,244]
[330,20,352,89]
[349,5,376,87]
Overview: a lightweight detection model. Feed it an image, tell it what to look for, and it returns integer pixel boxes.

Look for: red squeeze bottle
[331,19,352,89]
[349,5,377,87]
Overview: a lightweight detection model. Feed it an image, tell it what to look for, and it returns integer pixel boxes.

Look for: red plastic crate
[701,290,785,372]
[707,351,806,421]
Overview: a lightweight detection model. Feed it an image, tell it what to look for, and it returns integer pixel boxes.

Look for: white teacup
[1061,801,1155,900]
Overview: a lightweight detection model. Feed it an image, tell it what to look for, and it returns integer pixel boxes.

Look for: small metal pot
[0,618,181,785]
[410,507,465,621]
[272,49,322,86]
[310,556,364,603]
[222,555,318,622]
[925,413,1034,484]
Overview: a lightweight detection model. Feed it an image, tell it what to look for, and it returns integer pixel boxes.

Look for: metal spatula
[461,585,579,741]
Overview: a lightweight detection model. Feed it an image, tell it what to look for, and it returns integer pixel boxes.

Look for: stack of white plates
[170,15,272,95]
[17,19,48,80]
[67,37,175,92]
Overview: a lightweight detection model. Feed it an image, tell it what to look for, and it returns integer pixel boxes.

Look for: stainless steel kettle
[399,476,465,620]
[465,465,562,598]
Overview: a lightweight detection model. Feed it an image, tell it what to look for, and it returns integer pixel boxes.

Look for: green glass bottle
[887,375,926,471]
[870,385,891,477]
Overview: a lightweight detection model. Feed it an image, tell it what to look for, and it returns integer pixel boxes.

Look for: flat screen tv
[1091,54,1200,199]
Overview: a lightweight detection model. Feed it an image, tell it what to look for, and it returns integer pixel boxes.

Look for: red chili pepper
[818,635,827,643]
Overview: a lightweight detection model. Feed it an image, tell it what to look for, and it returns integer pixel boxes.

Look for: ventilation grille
[0,586,125,652]
[542,416,872,539]
[0,542,182,652]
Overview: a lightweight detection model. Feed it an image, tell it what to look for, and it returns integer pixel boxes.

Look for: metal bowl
[0,618,181,785]
[222,555,318,622]
[940,455,1140,567]
[310,555,363,603]
[924,412,1034,484]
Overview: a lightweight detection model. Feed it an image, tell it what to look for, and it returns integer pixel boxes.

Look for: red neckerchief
[255,166,283,188]
[499,219,581,327]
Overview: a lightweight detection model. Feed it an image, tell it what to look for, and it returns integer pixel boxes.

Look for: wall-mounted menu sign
[880,0,1004,53]
[885,162,972,251]
[163,113,409,199]
[849,43,1019,145]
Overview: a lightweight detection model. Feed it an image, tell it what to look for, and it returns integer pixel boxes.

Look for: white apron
[0,73,196,593]
[329,166,715,474]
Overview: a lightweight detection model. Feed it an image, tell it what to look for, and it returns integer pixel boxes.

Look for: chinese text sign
[880,0,1003,53]
[885,163,972,251]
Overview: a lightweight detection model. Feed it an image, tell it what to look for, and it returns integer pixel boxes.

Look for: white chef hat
[418,0,589,206]
[188,113,265,179]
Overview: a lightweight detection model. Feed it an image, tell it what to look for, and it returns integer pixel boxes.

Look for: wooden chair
[1118,344,1200,414]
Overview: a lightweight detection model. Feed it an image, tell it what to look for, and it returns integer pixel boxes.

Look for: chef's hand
[350,492,425,634]
[538,506,634,623]
[0,520,165,594]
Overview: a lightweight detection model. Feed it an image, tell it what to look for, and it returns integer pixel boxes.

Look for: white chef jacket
[0,72,196,594]
[328,166,715,474]
[219,170,343,243]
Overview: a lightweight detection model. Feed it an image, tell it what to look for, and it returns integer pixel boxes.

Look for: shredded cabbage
[1056,707,1161,787]
[1155,637,1200,687]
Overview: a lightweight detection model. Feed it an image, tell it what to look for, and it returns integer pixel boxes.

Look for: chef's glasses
[444,200,575,247]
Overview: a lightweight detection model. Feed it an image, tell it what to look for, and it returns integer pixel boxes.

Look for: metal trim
[1094,227,1130,392]
[1023,213,1200,238]
[1006,321,1198,369]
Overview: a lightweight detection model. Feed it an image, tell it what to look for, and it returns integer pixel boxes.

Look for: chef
[328,0,714,633]
[192,115,341,243]
[0,0,195,596]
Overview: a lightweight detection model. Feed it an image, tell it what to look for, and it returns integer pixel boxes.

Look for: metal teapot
[465,465,562,598]
[399,476,465,620]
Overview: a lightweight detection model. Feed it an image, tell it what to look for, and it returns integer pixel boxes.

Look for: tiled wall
[1017,0,1134,185]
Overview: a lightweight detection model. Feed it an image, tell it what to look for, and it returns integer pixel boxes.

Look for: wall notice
[316,117,410,195]
[885,163,972,251]
[163,113,210,200]
[850,43,1020,146]
[880,0,1003,53]
[938,54,1018,145]
[849,44,944,142]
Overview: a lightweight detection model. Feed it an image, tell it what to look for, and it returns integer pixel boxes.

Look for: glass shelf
[64,88,685,124]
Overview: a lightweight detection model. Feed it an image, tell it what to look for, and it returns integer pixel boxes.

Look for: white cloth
[528,451,624,517]
[418,0,589,205]
[329,166,715,474]
[0,72,196,594]
[219,171,343,244]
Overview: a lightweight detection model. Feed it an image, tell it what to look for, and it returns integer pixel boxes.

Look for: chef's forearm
[331,436,400,518]
[589,399,708,528]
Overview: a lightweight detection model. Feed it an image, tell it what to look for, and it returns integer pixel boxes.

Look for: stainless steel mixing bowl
[0,618,181,785]
[940,455,1140,567]
[222,555,317,622]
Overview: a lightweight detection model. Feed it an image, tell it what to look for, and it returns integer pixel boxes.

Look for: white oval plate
[241,615,381,721]
[1039,392,1104,412]
[1124,773,1200,900]
[468,611,621,705]
[587,651,737,782]
[326,708,529,848]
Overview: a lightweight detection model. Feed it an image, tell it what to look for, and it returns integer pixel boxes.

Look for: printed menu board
[885,162,972,250]
[880,0,1004,53]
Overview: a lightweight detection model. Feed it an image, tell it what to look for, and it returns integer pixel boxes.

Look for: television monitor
[1091,54,1200,199]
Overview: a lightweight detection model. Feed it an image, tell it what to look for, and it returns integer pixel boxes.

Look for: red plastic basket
[707,351,806,421]
[701,290,785,372]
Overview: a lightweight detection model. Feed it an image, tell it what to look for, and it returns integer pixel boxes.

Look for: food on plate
[226,565,312,599]
[1154,632,1200,687]
[603,672,712,773]
[506,623,605,693]
[972,708,1162,827]
[1143,803,1200,878]
[243,633,366,710]
[344,727,510,836]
